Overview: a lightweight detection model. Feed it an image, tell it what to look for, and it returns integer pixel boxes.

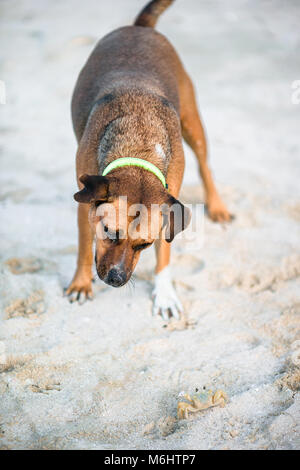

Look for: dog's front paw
[65,272,93,304]
[152,267,182,321]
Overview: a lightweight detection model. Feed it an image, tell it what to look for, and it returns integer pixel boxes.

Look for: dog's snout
[106,268,127,287]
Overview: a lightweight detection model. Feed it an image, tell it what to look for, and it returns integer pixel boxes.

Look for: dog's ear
[74,174,117,204]
[162,195,191,243]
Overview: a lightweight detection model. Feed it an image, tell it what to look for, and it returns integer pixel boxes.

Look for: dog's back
[71,0,184,141]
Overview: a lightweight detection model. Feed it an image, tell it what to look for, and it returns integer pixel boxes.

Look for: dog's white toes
[161,308,170,321]
[171,304,180,320]
[152,267,183,321]
[152,301,181,321]
[152,304,160,317]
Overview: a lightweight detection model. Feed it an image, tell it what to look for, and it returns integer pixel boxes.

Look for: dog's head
[74,170,191,287]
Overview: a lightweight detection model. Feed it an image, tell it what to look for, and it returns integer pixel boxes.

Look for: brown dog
[66,0,232,319]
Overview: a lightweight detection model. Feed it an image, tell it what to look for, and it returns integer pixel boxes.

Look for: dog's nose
[106,268,127,287]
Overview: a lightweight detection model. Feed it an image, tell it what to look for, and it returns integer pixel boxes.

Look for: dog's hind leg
[180,75,233,222]
[65,203,94,303]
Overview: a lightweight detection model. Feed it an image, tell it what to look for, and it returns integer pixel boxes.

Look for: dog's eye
[134,242,152,251]
[104,226,120,243]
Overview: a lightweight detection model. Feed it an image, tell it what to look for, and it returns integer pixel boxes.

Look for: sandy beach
[0,0,299,449]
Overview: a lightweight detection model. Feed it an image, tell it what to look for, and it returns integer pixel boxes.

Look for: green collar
[102,157,168,189]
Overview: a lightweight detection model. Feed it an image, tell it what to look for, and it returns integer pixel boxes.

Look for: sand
[0,0,299,450]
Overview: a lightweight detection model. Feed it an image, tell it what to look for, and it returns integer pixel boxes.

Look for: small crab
[177,387,228,419]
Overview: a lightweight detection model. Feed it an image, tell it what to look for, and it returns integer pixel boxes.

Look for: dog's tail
[134,0,174,28]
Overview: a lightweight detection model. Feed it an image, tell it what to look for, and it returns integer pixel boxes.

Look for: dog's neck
[97,113,170,176]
